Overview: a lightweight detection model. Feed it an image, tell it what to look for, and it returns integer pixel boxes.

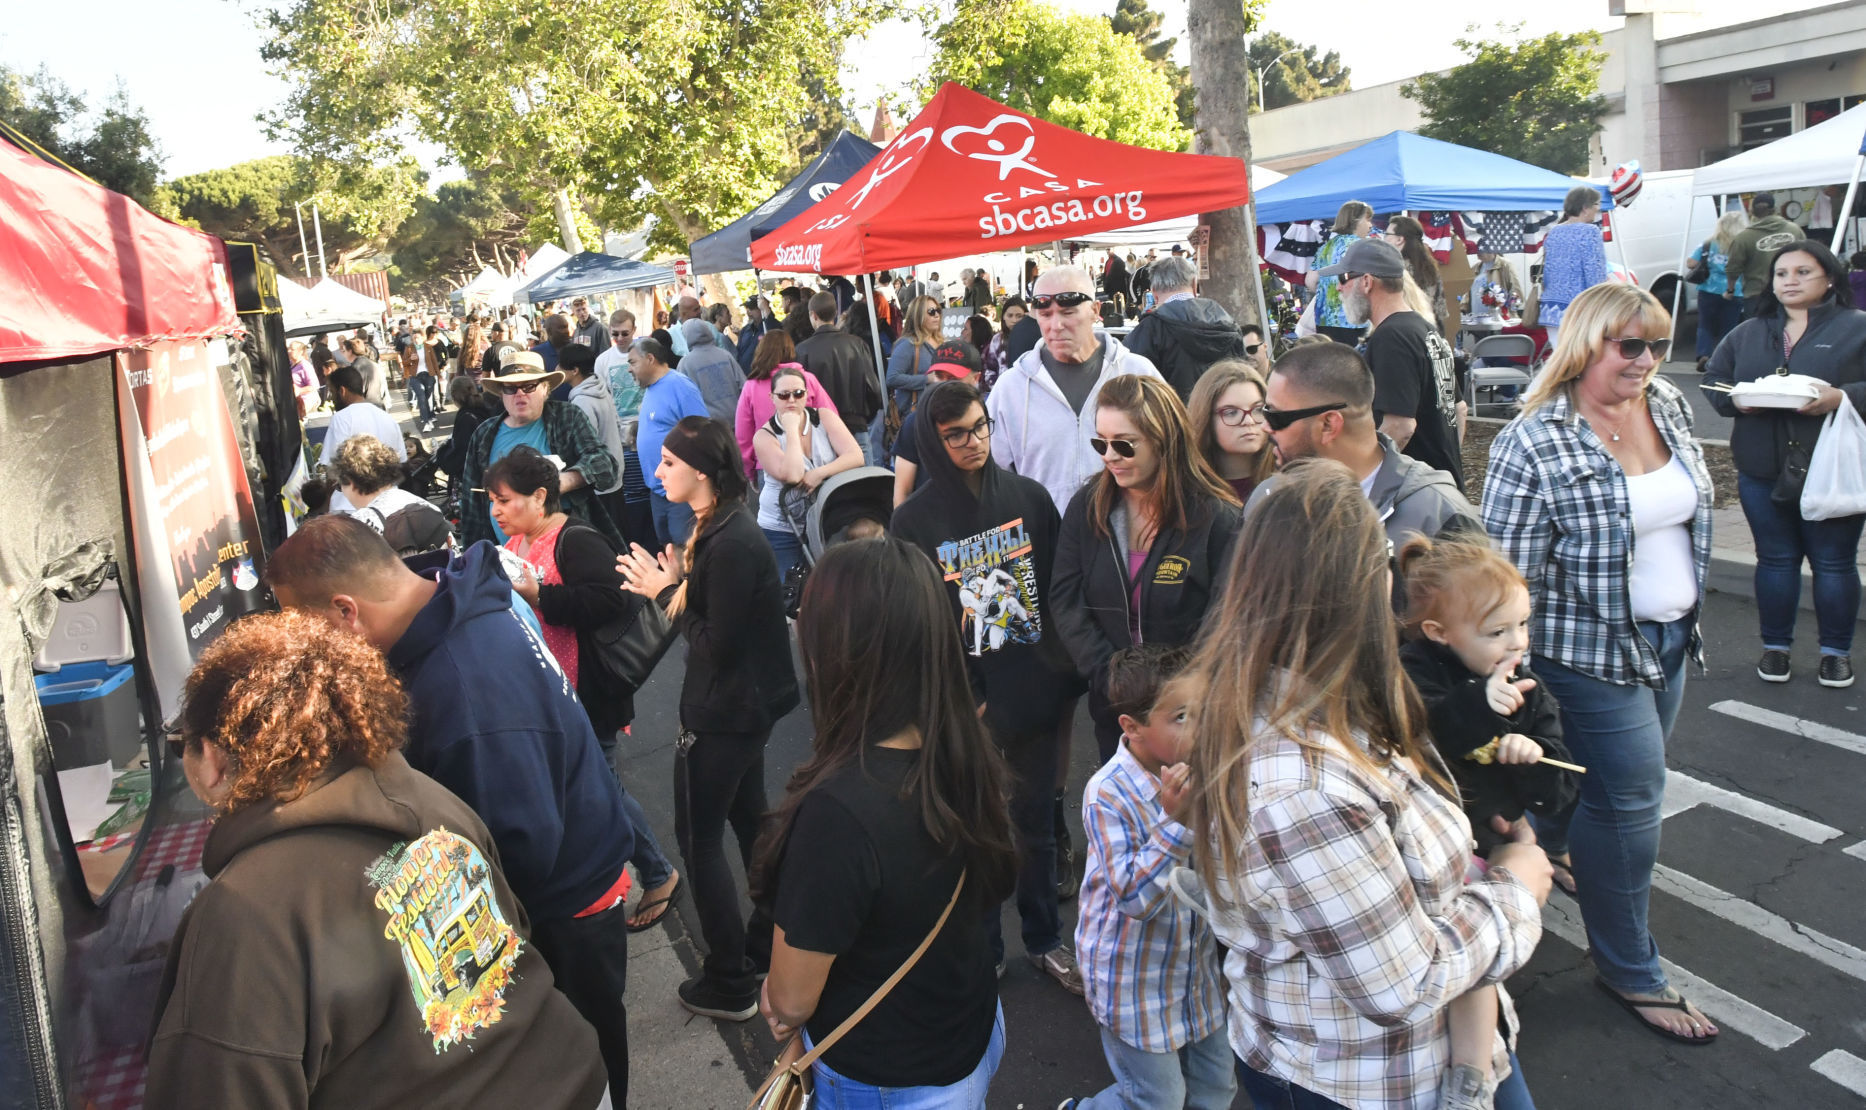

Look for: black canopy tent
[689,130,881,275]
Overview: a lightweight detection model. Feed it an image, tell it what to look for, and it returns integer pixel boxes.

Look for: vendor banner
[753,82,1252,274]
[117,339,267,715]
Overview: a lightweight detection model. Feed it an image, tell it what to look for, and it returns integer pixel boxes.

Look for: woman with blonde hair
[1686,209,1749,370]
[1184,459,1551,1109]
[1185,359,1274,502]
[1483,282,1719,1045]
[1304,200,1374,344]
[145,610,609,1109]
[1053,373,1242,761]
[887,293,944,419]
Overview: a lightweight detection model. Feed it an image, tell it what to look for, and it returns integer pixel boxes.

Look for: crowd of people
[161,220,1865,1110]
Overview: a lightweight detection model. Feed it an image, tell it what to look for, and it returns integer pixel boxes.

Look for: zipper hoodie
[985,331,1162,512]
[388,541,635,922]
[146,753,606,1110]
[891,396,1082,735]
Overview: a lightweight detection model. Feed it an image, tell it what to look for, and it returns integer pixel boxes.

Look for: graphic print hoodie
[891,391,1082,736]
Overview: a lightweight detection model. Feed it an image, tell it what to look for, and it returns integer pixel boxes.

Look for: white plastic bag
[1801,400,1866,521]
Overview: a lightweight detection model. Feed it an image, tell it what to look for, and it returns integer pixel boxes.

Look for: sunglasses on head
[1030,291,1094,311]
[773,388,807,401]
[1261,401,1348,431]
[1609,336,1671,362]
[500,381,544,395]
[1089,436,1140,458]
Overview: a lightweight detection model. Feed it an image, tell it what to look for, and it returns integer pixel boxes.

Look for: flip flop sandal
[1595,978,1718,1046]
[1548,856,1577,898]
[626,874,682,934]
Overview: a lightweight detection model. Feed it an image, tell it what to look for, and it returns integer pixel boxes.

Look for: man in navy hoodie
[268,515,638,1103]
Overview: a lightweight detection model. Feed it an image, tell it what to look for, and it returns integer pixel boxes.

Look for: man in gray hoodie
[1252,341,1480,565]
[557,343,640,545]
[1726,193,1805,317]
[678,317,747,429]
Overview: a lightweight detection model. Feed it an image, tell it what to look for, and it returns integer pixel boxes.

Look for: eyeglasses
[610,328,632,337]
[773,388,807,401]
[1030,291,1094,312]
[939,417,993,448]
[1609,337,1671,363]
[499,381,544,395]
[1089,436,1140,458]
[1216,403,1267,427]
[1261,401,1348,431]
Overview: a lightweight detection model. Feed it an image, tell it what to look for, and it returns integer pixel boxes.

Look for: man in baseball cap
[1728,191,1804,318]
[891,340,984,505]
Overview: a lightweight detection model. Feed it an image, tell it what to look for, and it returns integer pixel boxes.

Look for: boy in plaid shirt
[1061,645,1232,1110]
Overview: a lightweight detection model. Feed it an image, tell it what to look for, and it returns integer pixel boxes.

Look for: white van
[1591,169,1723,320]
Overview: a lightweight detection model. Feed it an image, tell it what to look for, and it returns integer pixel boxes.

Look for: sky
[0,0,1829,183]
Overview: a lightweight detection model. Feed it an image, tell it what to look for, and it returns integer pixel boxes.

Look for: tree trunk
[552,186,584,254]
[1189,0,1264,329]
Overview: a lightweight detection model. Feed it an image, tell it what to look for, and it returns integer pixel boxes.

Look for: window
[1848,93,1866,110]
[1738,106,1793,150]
[1807,98,1841,127]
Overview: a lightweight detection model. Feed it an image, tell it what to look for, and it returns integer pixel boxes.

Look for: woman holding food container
[1702,239,1866,690]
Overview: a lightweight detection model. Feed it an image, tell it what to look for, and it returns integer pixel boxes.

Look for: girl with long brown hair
[1052,373,1243,761]
[1185,358,1275,502]
[1384,215,1451,334]
[887,293,944,416]
[1182,459,1551,1110]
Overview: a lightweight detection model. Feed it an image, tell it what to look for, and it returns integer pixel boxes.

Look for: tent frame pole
[862,272,887,439]
[1832,153,1866,254]
[1669,194,1701,345]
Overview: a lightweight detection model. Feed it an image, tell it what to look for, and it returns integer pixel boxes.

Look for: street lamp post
[1253,47,1299,113]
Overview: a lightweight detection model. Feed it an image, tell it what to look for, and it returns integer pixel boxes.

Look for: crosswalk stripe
[1844,841,1866,863]
[1812,1050,1866,1098]
[1708,700,1866,758]
[1662,772,1843,844]
[1539,898,1806,1049]
[1651,865,1866,982]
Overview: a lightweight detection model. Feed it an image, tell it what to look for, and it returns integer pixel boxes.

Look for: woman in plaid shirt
[1481,283,1719,1046]
[1185,461,1552,1110]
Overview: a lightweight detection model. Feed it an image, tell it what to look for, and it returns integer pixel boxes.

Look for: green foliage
[930,0,1190,151]
[0,65,166,206]
[1401,26,1607,174]
[1248,32,1350,112]
[257,0,881,253]
[162,155,422,277]
[1109,0,1192,130]
[392,176,535,296]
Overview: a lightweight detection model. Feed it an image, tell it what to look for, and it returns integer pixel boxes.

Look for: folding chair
[1466,334,1539,415]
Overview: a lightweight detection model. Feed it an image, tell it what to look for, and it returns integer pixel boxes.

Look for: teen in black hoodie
[891,381,1086,994]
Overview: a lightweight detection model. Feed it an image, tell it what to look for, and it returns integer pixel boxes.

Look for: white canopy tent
[279,276,389,337]
[1068,166,1287,248]
[449,265,506,310]
[488,243,571,307]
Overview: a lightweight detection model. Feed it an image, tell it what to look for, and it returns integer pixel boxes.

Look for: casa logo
[941,114,1054,182]
[1756,232,1796,253]
[807,181,841,202]
[847,127,934,210]
[772,242,824,272]
[1152,556,1190,586]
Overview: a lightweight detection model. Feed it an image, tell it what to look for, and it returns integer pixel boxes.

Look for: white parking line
[1539,898,1807,1050]
[1845,841,1866,864]
[1812,1050,1866,1098]
[1650,865,1866,982]
[1708,701,1866,758]
[1662,772,1844,844]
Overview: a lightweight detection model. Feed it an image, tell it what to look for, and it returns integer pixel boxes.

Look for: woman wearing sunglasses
[1187,359,1276,503]
[1052,373,1241,762]
[753,364,866,582]
[886,294,945,422]
[1481,282,1720,1046]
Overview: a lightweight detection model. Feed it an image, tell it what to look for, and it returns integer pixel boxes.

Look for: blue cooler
[34,661,141,771]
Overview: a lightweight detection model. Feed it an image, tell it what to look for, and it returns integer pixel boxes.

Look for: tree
[1109,0,1193,129]
[1247,33,1350,113]
[1402,26,1607,174]
[0,65,166,207]
[929,0,1189,152]
[1188,0,1268,325]
[390,176,535,298]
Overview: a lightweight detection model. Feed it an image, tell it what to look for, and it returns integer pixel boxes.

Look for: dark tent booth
[688,129,880,275]
[514,251,679,303]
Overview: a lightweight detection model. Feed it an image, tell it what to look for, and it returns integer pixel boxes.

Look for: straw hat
[486,348,564,391]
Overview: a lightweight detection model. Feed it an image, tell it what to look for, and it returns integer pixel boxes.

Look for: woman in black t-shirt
[751,538,1018,1107]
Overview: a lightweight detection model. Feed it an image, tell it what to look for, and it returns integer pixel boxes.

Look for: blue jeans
[851,427,878,468]
[649,492,695,549]
[1694,289,1743,359]
[761,526,804,586]
[1532,617,1689,994]
[1736,472,1864,654]
[808,1002,1004,1109]
[413,370,435,423]
[986,723,1063,963]
[1237,1052,1535,1109]
[1078,1026,1235,1109]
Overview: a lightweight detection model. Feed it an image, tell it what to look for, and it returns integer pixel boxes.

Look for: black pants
[674,727,770,995]
[986,722,1063,962]
[532,898,630,1106]
[601,487,656,552]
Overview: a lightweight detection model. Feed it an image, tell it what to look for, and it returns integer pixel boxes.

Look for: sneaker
[1819,655,1855,688]
[1757,650,1791,683]
[1437,1063,1495,1110]
[1028,945,1085,996]
[1057,1100,1082,1109]
[676,975,757,1022]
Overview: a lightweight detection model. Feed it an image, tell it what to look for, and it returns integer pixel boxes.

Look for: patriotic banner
[1257,220,1327,283]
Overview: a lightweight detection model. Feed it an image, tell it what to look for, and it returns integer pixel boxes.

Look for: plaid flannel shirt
[458,400,622,549]
[1075,743,1225,1053]
[1480,377,1712,687]
[1206,726,1541,1110]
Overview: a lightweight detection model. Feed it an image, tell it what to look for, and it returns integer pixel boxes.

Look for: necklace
[1584,397,1642,443]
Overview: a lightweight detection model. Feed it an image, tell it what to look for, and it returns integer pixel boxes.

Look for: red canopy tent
[0,134,239,362]
[751,83,1252,274]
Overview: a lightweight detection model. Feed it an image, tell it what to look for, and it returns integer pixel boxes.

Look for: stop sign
[673,257,690,279]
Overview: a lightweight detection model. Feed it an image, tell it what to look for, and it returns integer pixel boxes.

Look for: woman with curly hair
[145,610,611,1110]
[328,435,452,555]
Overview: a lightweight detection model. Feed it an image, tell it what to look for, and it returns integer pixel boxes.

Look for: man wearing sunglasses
[1239,323,1272,375]
[986,265,1162,512]
[1318,238,1466,492]
[1120,254,1249,403]
[1255,342,1480,580]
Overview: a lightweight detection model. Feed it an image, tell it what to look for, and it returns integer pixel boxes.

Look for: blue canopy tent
[689,130,881,274]
[1253,131,1612,225]
[515,251,677,303]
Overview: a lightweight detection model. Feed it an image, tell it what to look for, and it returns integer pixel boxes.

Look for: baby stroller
[776,466,897,616]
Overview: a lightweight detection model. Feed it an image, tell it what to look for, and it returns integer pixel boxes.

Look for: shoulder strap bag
[560,524,679,693]
[748,870,967,1110]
